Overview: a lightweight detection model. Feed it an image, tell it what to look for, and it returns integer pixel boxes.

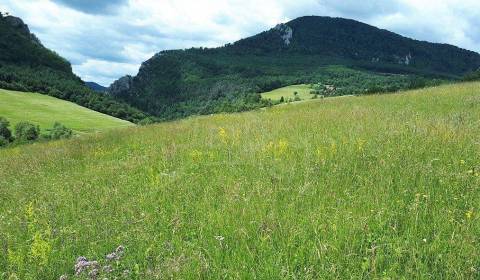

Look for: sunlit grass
[0,89,132,133]
[0,82,479,279]
[261,84,313,101]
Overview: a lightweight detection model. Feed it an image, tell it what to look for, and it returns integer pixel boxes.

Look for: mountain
[108,16,480,120]
[0,13,148,123]
[85,81,107,92]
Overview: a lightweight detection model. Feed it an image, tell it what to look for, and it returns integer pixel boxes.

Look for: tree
[279,96,285,103]
[0,116,12,142]
[47,122,72,140]
[15,122,40,142]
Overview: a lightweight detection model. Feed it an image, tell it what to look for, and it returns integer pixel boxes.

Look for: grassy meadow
[1,82,480,279]
[0,89,133,133]
[261,84,314,101]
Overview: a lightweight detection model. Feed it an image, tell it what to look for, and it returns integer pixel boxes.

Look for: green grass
[1,83,480,279]
[261,84,314,101]
[0,88,133,133]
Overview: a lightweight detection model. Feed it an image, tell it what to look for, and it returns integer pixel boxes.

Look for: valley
[1,6,480,279]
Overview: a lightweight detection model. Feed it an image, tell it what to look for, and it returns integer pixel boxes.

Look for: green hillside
[0,13,148,123]
[1,82,479,279]
[0,89,132,133]
[108,16,479,120]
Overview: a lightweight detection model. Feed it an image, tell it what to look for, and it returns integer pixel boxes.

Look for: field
[261,84,314,101]
[0,89,133,133]
[1,82,480,279]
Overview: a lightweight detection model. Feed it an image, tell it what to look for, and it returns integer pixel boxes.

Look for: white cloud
[1,0,480,86]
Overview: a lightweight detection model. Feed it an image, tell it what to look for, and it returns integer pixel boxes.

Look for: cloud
[51,0,128,15]
[1,0,480,86]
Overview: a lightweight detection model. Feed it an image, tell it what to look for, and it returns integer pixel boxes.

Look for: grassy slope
[0,89,133,133]
[261,84,313,101]
[1,83,480,279]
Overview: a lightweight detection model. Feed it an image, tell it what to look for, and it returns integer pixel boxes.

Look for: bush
[138,117,155,126]
[15,122,40,142]
[0,136,8,147]
[47,122,73,140]
[0,116,12,142]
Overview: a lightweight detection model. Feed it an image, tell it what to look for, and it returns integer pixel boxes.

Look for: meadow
[0,82,479,279]
[261,84,313,101]
[0,89,132,133]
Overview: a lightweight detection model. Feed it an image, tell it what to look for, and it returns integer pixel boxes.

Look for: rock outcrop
[107,75,133,97]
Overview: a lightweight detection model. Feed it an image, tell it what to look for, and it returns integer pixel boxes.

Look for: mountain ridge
[108,16,480,120]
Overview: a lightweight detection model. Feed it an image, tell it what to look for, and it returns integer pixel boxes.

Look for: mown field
[1,82,479,279]
[261,84,314,101]
[0,89,133,133]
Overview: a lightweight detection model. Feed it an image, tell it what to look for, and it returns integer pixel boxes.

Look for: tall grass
[1,82,479,279]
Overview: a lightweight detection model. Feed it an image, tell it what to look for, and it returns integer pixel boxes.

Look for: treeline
[0,117,72,148]
[114,49,445,120]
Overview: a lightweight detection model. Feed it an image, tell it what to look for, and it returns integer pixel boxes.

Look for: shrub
[279,96,285,103]
[294,96,302,102]
[15,122,40,142]
[0,116,12,142]
[0,136,8,147]
[138,118,155,126]
[47,122,73,140]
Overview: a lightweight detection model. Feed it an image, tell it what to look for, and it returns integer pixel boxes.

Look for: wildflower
[214,235,225,242]
[460,160,466,165]
[330,142,337,156]
[277,139,289,156]
[218,127,228,144]
[357,139,366,152]
[190,149,203,162]
[466,210,474,219]
[75,257,99,276]
[422,238,427,243]
[30,231,52,266]
[88,268,99,279]
[103,265,113,273]
[59,275,68,280]
[106,245,125,261]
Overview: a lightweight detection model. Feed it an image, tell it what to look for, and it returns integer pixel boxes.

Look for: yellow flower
[218,127,228,144]
[330,142,337,156]
[466,210,474,219]
[357,139,366,152]
[30,231,52,266]
[190,149,203,162]
[277,139,289,156]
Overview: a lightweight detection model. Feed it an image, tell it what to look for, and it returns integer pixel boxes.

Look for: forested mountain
[108,16,480,120]
[0,12,148,123]
[85,82,107,92]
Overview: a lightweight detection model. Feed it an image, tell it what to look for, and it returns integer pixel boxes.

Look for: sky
[1,0,480,86]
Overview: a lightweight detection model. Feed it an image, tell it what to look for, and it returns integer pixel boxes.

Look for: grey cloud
[51,0,128,15]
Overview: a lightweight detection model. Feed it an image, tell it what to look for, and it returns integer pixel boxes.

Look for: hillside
[0,13,148,123]
[0,89,132,133]
[108,16,480,120]
[85,81,107,92]
[1,82,479,279]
